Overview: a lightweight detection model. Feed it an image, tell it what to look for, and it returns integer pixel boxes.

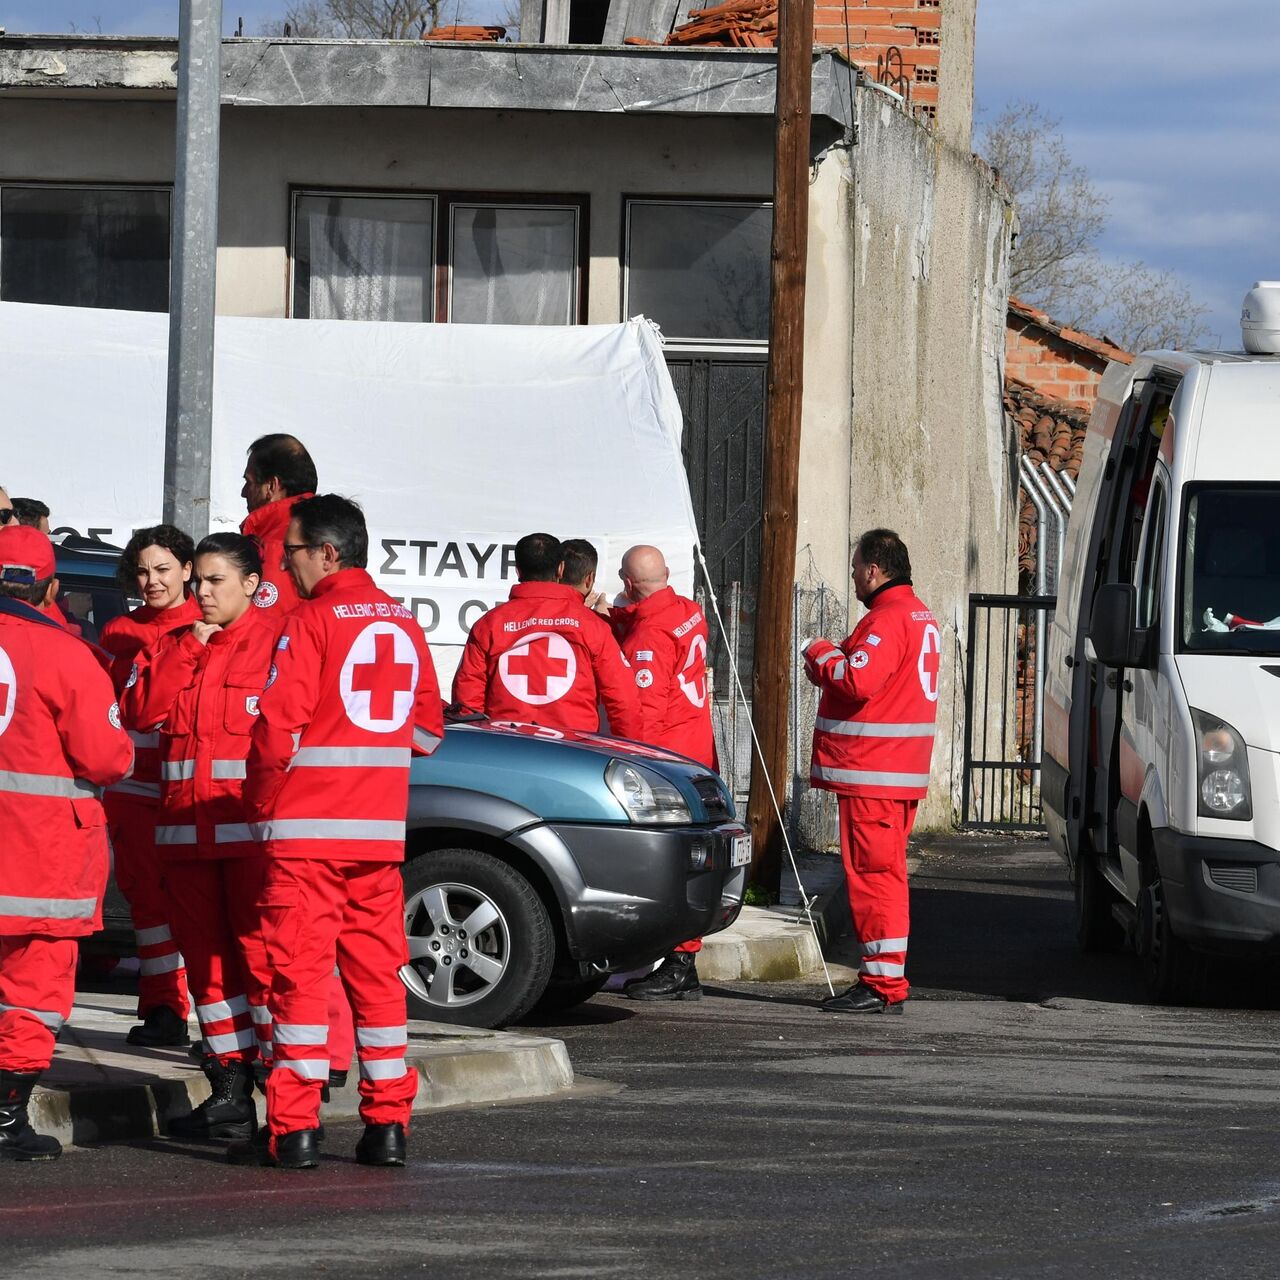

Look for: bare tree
[981,101,1207,351]
[258,1,455,38]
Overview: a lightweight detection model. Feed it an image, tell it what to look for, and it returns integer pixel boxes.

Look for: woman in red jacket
[121,532,278,1142]
[99,525,201,1048]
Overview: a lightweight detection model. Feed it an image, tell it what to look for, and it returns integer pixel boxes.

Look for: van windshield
[1181,484,1280,654]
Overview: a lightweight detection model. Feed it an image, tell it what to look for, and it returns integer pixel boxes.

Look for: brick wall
[1005,316,1109,411]
[813,0,941,121]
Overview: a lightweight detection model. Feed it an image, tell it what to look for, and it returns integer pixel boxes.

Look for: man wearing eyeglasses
[0,489,15,526]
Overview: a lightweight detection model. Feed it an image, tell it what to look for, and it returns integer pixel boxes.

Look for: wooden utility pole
[746,0,814,894]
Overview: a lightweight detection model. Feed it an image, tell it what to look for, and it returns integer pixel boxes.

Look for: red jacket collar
[309,567,376,600]
[131,595,203,627]
[865,580,914,610]
[509,581,581,605]
[612,585,676,626]
[241,492,314,540]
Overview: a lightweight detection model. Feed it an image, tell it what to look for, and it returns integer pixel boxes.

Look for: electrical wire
[695,543,836,998]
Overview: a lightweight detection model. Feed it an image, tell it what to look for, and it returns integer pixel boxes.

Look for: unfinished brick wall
[1006,321,1107,411]
[813,1,941,119]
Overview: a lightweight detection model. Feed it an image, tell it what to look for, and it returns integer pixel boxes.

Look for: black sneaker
[820,982,905,1014]
[623,952,702,1002]
[127,1006,191,1047]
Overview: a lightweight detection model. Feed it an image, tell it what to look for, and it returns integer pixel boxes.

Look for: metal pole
[1040,463,1074,587]
[163,0,223,537]
[1019,458,1049,783]
[746,0,814,894]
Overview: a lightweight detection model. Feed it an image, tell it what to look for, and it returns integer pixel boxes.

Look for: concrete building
[0,30,1014,829]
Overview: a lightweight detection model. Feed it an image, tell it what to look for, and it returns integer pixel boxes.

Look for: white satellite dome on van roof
[1241,281,1280,354]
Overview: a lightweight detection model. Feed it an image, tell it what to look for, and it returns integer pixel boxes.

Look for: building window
[0,184,170,312]
[292,192,435,322]
[624,199,772,345]
[448,204,579,326]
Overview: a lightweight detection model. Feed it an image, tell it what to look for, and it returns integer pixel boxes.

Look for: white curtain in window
[305,208,429,322]
[451,206,575,326]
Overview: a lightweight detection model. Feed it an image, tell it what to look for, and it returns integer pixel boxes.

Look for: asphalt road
[6,837,1280,1279]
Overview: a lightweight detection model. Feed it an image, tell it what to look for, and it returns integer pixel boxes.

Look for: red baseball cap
[0,524,57,582]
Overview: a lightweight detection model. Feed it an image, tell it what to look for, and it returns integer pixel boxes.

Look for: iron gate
[961,592,1057,829]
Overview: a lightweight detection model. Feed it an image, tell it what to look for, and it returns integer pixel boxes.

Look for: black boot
[355,1122,406,1167]
[127,1005,191,1047]
[820,981,905,1014]
[623,952,702,1001]
[168,1058,257,1142]
[269,1128,321,1170]
[0,1071,61,1162]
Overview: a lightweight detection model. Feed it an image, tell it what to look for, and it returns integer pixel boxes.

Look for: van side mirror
[1088,583,1150,668]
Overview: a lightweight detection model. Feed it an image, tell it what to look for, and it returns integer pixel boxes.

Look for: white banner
[0,303,699,667]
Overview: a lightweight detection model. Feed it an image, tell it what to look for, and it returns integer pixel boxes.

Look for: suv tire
[400,848,555,1028]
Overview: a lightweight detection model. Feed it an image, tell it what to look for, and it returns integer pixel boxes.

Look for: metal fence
[961,592,1056,829]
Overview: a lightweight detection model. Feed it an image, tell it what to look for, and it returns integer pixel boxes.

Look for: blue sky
[975,0,1280,346]
[9,2,1277,343]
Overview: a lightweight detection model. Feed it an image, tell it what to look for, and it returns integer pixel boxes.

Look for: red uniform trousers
[261,857,417,1138]
[0,936,78,1073]
[164,858,272,1067]
[837,795,917,1003]
[105,792,190,1020]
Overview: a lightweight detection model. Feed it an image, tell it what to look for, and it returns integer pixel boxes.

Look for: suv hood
[1176,656,1280,753]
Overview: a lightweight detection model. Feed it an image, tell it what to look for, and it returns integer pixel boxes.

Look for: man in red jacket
[241,495,444,1170]
[610,544,717,1001]
[452,533,641,740]
[804,529,939,1014]
[0,535,134,1161]
[240,434,317,614]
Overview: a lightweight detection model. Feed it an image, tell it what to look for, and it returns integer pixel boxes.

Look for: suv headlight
[1192,708,1252,820]
[605,759,691,825]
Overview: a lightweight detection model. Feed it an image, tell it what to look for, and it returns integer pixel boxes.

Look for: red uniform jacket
[100,596,203,802]
[243,567,444,863]
[610,587,716,769]
[0,598,134,937]
[121,608,280,859]
[241,491,314,614]
[453,582,642,739]
[804,581,940,800]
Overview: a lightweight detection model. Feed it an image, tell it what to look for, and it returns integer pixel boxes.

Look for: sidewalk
[31,991,576,1150]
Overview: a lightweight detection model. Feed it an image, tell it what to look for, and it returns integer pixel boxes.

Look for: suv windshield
[1181,484,1280,654]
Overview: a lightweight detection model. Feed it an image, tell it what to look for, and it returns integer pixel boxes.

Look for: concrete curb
[697,912,824,983]
[30,1022,575,1150]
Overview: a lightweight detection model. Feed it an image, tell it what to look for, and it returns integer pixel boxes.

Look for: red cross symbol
[350,632,415,720]
[506,636,570,699]
[0,680,9,717]
[918,625,941,702]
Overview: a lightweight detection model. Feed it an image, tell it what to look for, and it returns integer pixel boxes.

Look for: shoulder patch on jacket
[635,650,654,662]
[849,650,870,669]
[865,634,881,647]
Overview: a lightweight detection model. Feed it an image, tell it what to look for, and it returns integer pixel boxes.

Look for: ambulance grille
[691,775,732,821]
[1207,863,1258,894]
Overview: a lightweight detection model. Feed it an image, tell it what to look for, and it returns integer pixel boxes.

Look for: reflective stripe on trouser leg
[106,791,190,1019]
[0,936,78,1073]
[249,1002,273,1065]
[337,863,419,1129]
[837,795,916,1003]
[261,859,346,1136]
[163,859,261,1064]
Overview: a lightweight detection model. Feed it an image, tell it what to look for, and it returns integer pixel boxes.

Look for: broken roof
[1008,295,1133,369]
[0,33,856,132]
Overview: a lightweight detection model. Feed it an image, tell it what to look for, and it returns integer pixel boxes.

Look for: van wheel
[399,848,555,1029]
[1074,849,1124,952]
[1139,873,1208,1005]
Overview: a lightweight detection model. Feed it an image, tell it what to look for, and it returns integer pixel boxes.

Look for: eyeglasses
[0,509,15,525]
[282,542,318,557]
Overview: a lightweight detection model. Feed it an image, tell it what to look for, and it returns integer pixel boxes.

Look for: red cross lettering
[506,636,570,699]
[350,632,415,720]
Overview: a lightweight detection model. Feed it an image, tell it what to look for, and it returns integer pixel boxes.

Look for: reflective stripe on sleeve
[129,731,159,748]
[815,719,937,738]
[813,648,842,667]
[196,995,250,1022]
[108,778,163,800]
[0,1002,65,1031]
[214,823,254,844]
[812,766,931,789]
[356,1025,408,1048]
[0,894,98,921]
[359,1057,408,1081]
[248,1004,272,1026]
[211,760,247,780]
[160,760,196,782]
[155,825,198,845]
[135,925,173,947]
[205,1027,256,1053]
[274,1024,329,1046]
[140,953,184,976]
[0,769,100,799]
[861,960,906,978]
[859,937,909,956]
[273,1058,330,1080]
[413,728,443,753]
[250,819,406,842]
[289,747,410,769]
[830,660,847,682]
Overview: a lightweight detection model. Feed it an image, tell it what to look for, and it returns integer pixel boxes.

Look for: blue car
[57,540,748,1027]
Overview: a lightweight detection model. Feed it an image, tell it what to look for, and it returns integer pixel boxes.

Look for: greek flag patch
[866,634,881,646]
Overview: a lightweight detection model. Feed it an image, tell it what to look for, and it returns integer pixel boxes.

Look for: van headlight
[1192,709,1252,820]
[605,759,691,825]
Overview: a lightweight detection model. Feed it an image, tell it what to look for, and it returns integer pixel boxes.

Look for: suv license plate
[731,834,752,867]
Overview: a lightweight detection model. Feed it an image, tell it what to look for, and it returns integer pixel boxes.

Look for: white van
[1044,285,1280,1003]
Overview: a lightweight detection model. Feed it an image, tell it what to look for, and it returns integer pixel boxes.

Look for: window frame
[622,195,773,353]
[0,180,174,311]
[1132,470,1168,632]
[288,186,589,325]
